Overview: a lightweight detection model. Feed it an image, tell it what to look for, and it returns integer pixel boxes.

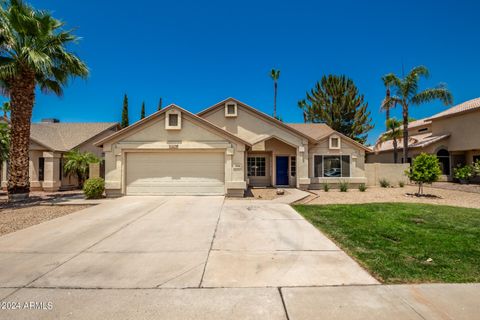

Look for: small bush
[398,181,405,188]
[406,153,442,195]
[379,178,390,188]
[83,178,105,199]
[339,181,349,192]
[323,183,330,192]
[358,183,367,192]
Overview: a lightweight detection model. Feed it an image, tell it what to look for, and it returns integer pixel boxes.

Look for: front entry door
[276,156,289,185]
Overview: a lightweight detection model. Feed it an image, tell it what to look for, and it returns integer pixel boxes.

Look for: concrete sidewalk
[0,284,478,319]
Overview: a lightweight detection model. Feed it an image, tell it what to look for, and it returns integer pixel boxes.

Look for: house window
[39,157,45,181]
[329,136,341,149]
[165,110,181,130]
[168,114,178,127]
[314,155,350,177]
[290,156,296,177]
[436,149,450,175]
[247,157,266,177]
[225,102,237,117]
[59,157,63,179]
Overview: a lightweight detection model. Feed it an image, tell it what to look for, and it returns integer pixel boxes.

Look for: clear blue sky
[5,0,480,144]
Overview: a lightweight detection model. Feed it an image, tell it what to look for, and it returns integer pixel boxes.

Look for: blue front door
[276,156,289,185]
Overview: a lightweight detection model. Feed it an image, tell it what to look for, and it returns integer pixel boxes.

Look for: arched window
[436,149,450,175]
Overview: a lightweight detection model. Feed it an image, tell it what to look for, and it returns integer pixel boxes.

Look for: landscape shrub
[398,181,405,188]
[83,177,105,199]
[323,183,330,192]
[379,178,390,188]
[358,183,367,192]
[339,181,349,192]
[454,164,475,183]
[406,153,442,195]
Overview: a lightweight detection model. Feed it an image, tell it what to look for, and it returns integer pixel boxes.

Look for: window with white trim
[247,157,266,177]
[225,102,237,117]
[165,110,181,130]
[329,136,341,149]
[314,155,350,177]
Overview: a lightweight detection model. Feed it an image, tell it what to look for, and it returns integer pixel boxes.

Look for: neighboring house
[367,97,480,180]
[95,98,370,197]
[1,119,119,191]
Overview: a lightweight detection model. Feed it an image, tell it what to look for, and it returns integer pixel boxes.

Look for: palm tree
[298,99,308,123]
[383,66,452,163]
[375,118,403,163]
[0,1,88,200]
[270,69,280,118]
[63,149,100,188]
[380,86,395,127]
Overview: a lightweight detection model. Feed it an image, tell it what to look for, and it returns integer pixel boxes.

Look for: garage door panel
[126,152,225,195]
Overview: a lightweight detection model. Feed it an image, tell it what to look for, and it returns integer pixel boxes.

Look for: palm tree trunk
[393,139,398,163]
[402,103,409,164]
[7,69,36,201]
[273,82,277,118]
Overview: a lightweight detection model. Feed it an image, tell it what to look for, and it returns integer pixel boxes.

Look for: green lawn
[294,203,480,283]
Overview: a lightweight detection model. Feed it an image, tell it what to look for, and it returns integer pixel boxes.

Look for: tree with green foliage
[0,0,89,200]
[63,149,100,188]
[380,86,395,126]
[140,101,145,119]
[1,101,10,119]
[383,66,452,162]
[406,153,442,195]
[158,97,163,111]
[270,69,280,118]
[375,118,403,163]
[121,94,129,128]
[298,75,373,144]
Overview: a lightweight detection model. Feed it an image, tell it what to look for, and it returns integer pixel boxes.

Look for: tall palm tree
[380,86,395,127]
[375,118,403,163]
[298,99,308,123]
[0,1,88,200]
[383,66,452,163]
[270,69,280,118]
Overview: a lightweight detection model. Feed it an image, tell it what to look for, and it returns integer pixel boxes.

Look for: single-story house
[367,97,480,180]
[95,98,371,197]
[1,119,119,191]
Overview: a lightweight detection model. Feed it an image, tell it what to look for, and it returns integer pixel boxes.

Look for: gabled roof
[288,123,371,152]
[94,104,252,147]
[426,97,480,120]
[197,98,316,143]
[372,132,450,153]
[30,122,119,151]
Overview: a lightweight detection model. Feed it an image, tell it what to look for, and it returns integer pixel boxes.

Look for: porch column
[296,142,310,189]
[42,151,61,192]
[1,160,7,190]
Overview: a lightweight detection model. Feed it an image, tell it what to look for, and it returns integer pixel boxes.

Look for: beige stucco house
[95,98,371,197]
[367,97,480,180]
[1,119,119,191]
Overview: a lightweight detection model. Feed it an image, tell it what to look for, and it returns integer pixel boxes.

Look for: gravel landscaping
[0,205,91,236]
[300,185,480,209]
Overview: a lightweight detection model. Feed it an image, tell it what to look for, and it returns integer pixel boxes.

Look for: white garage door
[126,152,225,195]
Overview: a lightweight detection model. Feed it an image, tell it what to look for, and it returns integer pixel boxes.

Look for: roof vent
[41,118,60,123]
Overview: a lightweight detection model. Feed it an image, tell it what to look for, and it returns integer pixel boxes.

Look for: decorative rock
[276,189,285,195]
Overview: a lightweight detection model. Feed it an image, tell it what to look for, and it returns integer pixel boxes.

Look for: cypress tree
[158,97,163,111]
[298,75,373,144]
[121,94,129,128]
[140,101,146,119]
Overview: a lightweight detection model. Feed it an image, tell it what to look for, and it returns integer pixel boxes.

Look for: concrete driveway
[1,196,477,319]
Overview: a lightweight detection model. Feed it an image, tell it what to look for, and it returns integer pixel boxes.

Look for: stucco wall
[431,111,480,151]
[102,112,246,196]
[365,163,409,186]
[308,137,367,187]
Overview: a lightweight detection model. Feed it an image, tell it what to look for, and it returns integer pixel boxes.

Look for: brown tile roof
[373,132,450,153]
[286,123,334,140]
[31,122,118,151]
[427,97,480,120]
[405,118,431,129]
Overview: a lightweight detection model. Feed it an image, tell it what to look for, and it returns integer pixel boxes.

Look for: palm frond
[411,86,453,106]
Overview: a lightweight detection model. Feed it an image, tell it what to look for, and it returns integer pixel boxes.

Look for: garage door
[126,152,225,195]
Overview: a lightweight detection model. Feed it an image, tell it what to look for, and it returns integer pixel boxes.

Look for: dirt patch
[244,188,283,200]
[0,205,91,236]
[301,185,480,209]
